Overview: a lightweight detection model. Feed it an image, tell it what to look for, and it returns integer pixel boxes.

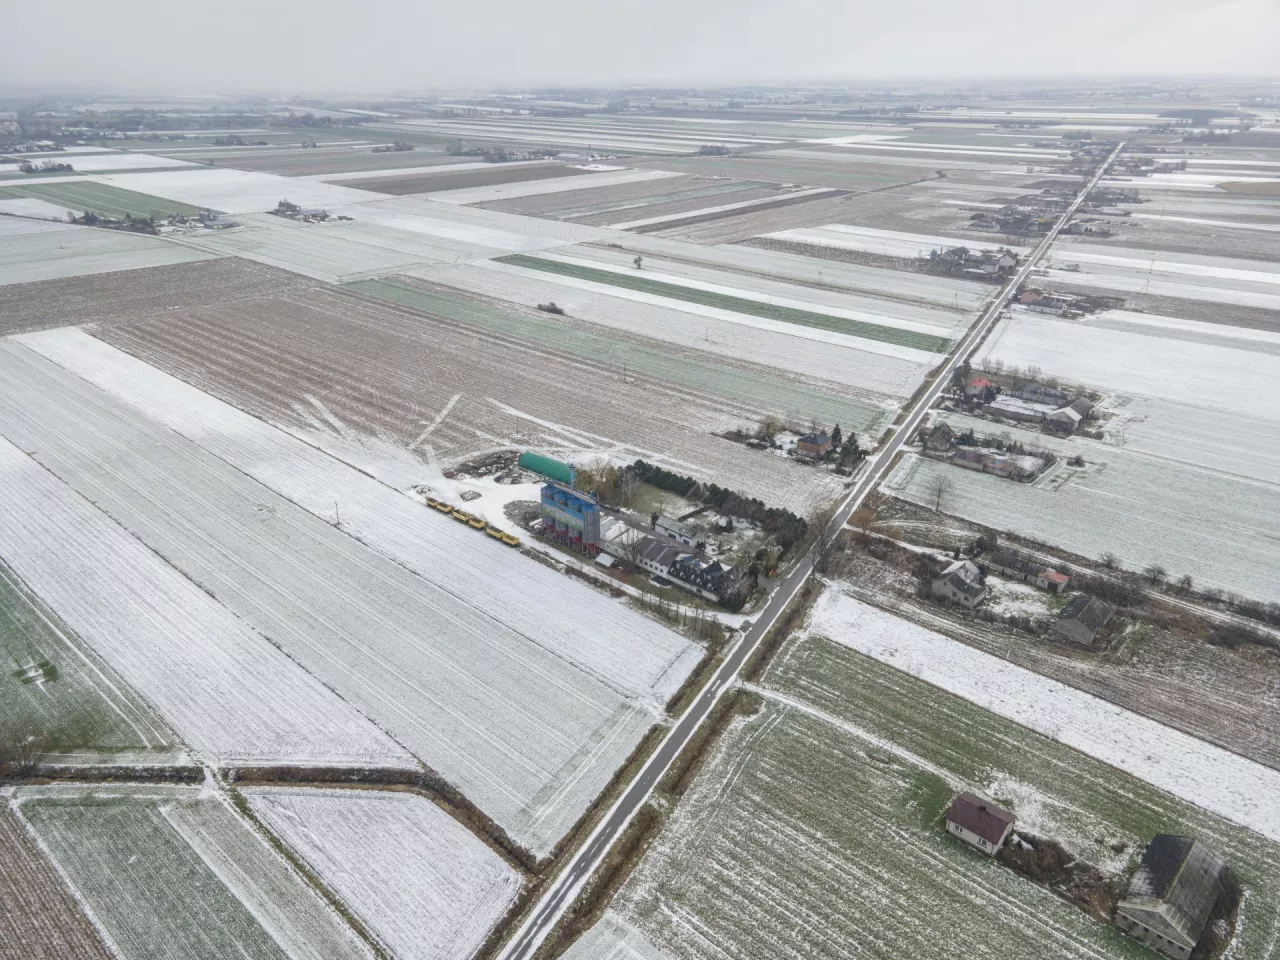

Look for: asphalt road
[499,142,1125,960]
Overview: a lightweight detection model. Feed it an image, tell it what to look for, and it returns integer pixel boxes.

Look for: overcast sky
[3,0,1279,94]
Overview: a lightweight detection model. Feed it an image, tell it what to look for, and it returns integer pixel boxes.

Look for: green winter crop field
[582,631,1280,960]
[345,276,886,432]
[0,181,207,219]
[494,253,955,353]
[0,561,171,758]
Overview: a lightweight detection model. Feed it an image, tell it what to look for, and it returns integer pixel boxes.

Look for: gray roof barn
[1049,593,1113,646]
[1115,836,1227,960]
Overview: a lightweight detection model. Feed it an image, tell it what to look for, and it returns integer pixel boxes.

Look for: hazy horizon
[4,0,1280,95]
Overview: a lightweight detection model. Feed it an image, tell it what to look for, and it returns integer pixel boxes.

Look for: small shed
[945,793,1014,855]
[1115,836,1227,960]
[1049,594,1113,647]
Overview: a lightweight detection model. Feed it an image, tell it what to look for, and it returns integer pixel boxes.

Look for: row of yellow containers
[423,497,521,547]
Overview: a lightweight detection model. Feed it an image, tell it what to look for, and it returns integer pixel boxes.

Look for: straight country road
[499,141,1126,960]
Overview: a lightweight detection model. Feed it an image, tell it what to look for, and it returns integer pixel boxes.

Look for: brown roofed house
[944,792,1015,856]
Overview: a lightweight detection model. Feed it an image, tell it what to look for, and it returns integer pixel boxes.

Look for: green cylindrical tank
[518,451,575,486]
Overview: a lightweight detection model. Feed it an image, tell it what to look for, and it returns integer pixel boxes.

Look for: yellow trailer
[451,510,470,523]
[485,526,505,541]
[501,533,520,547]
[433,501,453,513]
[468,516,487,531]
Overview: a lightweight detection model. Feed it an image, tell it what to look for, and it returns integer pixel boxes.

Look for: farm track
[0,806,115,960]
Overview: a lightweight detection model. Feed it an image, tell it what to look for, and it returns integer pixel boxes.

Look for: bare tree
[928,474,954,513]
[616,467,639,508]
[1100,552,1119,569]
[1143,564,1168,587]
[0,723,47,780]
[1176,574,1194,596]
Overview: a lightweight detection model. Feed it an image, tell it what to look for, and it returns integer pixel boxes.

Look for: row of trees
[630,460,809,553]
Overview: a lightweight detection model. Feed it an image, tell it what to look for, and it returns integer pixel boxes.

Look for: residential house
[931,559,988,609]
[945,793,1015,856]
[1115,836,1227,960]
[1025,295,1070,316]
[1049,594,1114,646]
[985,550,1070,593]
[1069,397,1094,419]
[925,421,955,453]
[670,554,741,603]
[964,375,995,399]
[796,432,833,459]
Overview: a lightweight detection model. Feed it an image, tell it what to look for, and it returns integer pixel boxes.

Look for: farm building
[944,792,1014,856]
[951,448,1045,482]
[635,537,681,578]
[539,482,602,554]
[985,551,1070,593]
[986,395,1056,423]
[654,515,698,548]
[1115,836,1228,960]
[1010,383,1071,406]
[931,559,988,609]
[796,433,833,459]
[1047,406,1083,433]
[1049,594,1114,647]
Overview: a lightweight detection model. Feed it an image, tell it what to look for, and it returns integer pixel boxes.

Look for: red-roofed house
[965,376,995,399]
[945,793,1015,856]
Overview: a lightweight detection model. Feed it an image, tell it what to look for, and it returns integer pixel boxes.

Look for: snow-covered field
[533,243,978,337]
[245,787,521,960]
[16,785,374,960]
[410,260,935,401]
[587,232,995,312]
[56,152,198,173]
[886,439,1280,604]
[0,221,214,286]
[302,159,549,182]
[1040,242,1280,310]
[608,187,836,231]
[13,329,701,854]
[0,429,406,770]
[429,168,681,205]
[807,587,1280,842]
[93,168,387,214]
[314,195,611,259]
[170,213,495,283]
[764,222,1030,258]
[977,307,1280,422]
[561,914,674,960]
[0,196,80,220]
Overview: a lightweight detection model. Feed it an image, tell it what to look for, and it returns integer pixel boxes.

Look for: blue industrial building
[539,482,602,554]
